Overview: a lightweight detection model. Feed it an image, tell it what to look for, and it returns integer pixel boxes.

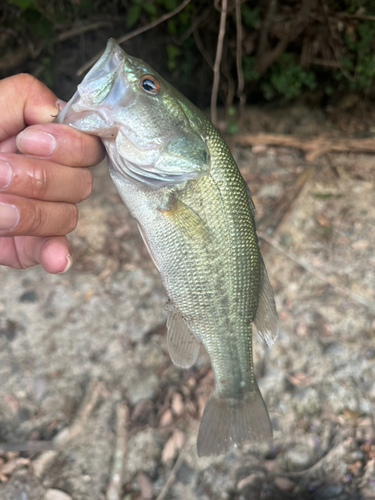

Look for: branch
[76,0,192,76]
[235,0,246,117]
[106,403,129,500]
[211,0,228,127]
[255,0,313,77]
[0,22,112,72]
[233,132,375,161]
[256,0,278,70]
[32,380,104,478]
[155,440,188,500]
[55,21,112,43]
[257,232,375,313]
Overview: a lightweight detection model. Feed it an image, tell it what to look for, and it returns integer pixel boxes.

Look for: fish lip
[57,39,133,133]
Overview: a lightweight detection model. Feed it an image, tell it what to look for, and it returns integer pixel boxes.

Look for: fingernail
[0,161,12,189]
[16,130,56,158]
[58,254,73,274]
[0,203,19,230]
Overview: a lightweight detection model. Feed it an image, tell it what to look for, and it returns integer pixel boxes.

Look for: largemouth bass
[57,39,279,456]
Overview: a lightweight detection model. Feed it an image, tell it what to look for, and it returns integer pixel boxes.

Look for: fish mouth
[57,39,133,137]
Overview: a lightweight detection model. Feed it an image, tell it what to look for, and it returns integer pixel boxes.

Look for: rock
[127,374,159,405]
[275,476,296,491]
[314,484,342,499]
[283,444,315,472]
[292,387,321,415]
[257,183,283,199]
[19,290,38,303]
[123,429,162,483]
[44,490,73,500]
[176,461,195,485]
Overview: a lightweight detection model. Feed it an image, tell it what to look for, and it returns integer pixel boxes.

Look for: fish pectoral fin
[159,197,210,241]
[166,305,200,369]
[197,381,272,457]
[254,256,279,347]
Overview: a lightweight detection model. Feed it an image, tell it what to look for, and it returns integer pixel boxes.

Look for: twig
[0,441,54,454]
[32,379,104,478]
[155,440,188,500]
[211,0,228,127]
[255,0,312,77]
[233,133,375,161]
[76,0,192,76]
[0,22,112,72]
[193,27,214,69]
[106,403,129,500]
[55,21,112,43]
[256,0,278,73]
[338,12,375,22]
[257,232,375,313]
[235,0,246,118]
[259,168,312,252]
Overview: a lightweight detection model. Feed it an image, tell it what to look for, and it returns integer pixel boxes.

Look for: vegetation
[2,0,375,112]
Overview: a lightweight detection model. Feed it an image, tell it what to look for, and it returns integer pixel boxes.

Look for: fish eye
[140,75,160,95]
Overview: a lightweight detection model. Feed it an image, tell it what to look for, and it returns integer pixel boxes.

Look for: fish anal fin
[166,306,200,369]
[254,256,279,347]
[197,381,272,457]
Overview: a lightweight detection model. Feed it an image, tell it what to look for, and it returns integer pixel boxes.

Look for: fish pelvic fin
[254,256,279,347]
[197,381,272,457]
[166,305,200,369]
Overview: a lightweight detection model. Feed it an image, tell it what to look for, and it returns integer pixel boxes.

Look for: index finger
[16,123,106,167]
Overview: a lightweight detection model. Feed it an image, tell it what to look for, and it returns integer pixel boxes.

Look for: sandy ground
[0,107,374,500]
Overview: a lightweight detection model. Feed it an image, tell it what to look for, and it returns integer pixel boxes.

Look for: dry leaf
[171,393,184,417]
[1,457,29,475]
[342,409,360,421]
[159,409,173,427]
[352,239,369,250]
[4,394,19,414]
[275,476,295,491]
[315,213,331,228]
[161,430,185,464]
[287,372,312,386]
[137,472,152,499]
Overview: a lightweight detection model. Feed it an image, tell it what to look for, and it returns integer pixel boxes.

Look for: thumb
[0,74,62,142]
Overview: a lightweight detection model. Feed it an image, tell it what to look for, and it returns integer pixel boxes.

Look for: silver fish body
[58,39,279,456]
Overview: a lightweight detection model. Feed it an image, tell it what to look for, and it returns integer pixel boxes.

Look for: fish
[57,38,279,456]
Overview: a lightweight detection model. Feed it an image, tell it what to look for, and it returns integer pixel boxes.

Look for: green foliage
[243,56,258,83]
[241,6,259,28]
[8,0,34,8]
[261,53,317,100]
[340,21,375,91]
[4,0,375,108]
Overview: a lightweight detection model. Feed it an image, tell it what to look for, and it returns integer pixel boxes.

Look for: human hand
[0,74,105,273]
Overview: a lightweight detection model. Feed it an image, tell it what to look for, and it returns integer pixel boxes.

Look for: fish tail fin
[197,381,272,457]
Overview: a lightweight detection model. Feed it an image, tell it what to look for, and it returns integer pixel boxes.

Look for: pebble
[257,183,283,199]
[314,484,342,499]
[44,489,73,500]
[127,374,159,405]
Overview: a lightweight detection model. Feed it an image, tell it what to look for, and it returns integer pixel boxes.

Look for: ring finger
[0,194,78,237]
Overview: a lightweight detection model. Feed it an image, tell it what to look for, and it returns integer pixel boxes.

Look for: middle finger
[0,153,93,203]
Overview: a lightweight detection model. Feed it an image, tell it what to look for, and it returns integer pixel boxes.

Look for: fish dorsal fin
[254,256,279,347]
[166,305,200,369]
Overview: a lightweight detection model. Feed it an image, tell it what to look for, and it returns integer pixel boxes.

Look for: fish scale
[57,38,279,456]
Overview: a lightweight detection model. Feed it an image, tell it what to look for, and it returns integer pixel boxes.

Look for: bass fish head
[58,38,210,189]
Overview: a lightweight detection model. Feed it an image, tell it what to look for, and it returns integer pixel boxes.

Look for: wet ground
[0,106,375,500]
